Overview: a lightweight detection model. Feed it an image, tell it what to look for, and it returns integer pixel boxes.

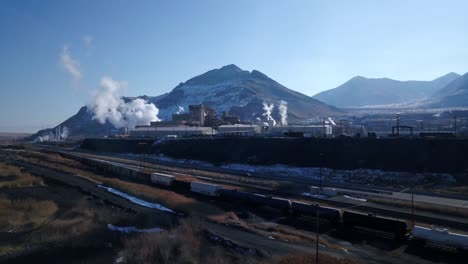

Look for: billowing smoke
[88,77,161,129]
[175,106,184,114]
[278,100,288,126]
[262,102,276,127]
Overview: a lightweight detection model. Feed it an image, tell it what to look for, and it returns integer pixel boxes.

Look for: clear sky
[1,0,468,132]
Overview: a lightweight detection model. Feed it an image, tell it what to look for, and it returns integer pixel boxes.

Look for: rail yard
[1,141,467,263]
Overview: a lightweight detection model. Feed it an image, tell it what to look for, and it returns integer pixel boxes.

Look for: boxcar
[342,211,408,240]
[291,201,341,222]
[190,181,221,196]
[150,172,175,186]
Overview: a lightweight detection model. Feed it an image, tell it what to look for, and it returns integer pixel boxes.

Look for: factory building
[129,125,216,138]
[217,124,262,136]
[269,125,333,137]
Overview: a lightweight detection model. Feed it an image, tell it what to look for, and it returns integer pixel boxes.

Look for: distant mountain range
[425,72,468,108]
[31,65,341,139]
[313,72,461,108]
[29,65,468,140]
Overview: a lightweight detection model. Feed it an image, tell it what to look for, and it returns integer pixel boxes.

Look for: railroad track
[31,147,468,230]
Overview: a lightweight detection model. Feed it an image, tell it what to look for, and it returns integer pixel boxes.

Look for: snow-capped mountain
[30,65,341,139]
[151,64,341,121]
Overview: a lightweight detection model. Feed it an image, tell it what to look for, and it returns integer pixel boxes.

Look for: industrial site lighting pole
[138,142,147,169]
[454,115,457,136]
[411,192,415,228]
[316,203,320,264]
[319,153,324,193]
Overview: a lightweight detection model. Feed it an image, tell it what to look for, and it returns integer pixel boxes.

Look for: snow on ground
[98,185,175,213]
[121,153,456,187]
[107,224,162,233]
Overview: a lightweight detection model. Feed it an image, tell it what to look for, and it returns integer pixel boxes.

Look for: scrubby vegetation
[0,161,43,188]
[0,197,57,232]
[119,218,361,264]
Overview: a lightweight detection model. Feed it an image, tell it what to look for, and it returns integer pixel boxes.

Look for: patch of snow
[120,153,456,188]
[344,195,367,202]
[98,185,175,213]
[107,224,163,233]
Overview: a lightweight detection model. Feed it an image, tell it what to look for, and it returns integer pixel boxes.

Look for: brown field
[0,161,44,188]
[120,217,362,264]
[368,196,468,218]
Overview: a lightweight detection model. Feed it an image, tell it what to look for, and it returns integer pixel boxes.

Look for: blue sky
[1,0,468,132]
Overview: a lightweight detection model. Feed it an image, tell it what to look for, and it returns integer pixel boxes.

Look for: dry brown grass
[121,218,361,264]
[0,196,58,232]
[0,196,133,256]
[12,150,226,218]
[265,253,362,264]
[368,197,468,218]
[435,185,468,196]
[0,161,44,188]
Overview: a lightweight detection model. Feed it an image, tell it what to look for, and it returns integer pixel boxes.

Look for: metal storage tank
[151,172,175,186]
[190,181,221,196]
[412,226,468,250]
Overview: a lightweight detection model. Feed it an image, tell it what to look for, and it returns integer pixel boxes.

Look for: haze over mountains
[313,72,461,108]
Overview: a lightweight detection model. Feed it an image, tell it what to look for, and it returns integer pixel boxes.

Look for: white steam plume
[61,126,69,139]
[175,106,184,114]
[327,117,336,126]
[88,77,161,129]
[262,102,276,127]
[60,46,82,81]
[278,100,288,126]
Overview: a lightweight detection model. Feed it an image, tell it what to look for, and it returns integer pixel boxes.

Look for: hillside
[426,72,468,108]
[153,64,341,121]
[29,65,341,139]
[313,73,460,108]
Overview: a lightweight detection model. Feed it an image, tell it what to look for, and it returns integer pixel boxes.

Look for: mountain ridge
[313,73,461,108]
[30,65,341,139]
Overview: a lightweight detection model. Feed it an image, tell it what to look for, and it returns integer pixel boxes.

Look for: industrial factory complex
[129,104,356,138]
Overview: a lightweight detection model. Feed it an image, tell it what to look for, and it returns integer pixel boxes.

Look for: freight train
[151,172,468,250]
[52,151,468,253]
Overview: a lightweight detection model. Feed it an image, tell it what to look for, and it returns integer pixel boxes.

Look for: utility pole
[396,113,400,136]
[319,153,324,193]
[411,192,415,228]
[322,118,326,138]
[316,203,320,264]
[454,115,457,136]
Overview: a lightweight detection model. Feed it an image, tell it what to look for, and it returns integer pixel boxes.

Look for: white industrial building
[129,125,216,138]
[217,124,262,136]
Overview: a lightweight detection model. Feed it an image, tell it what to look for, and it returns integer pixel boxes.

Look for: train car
[412,226,468,251]
[342,211,408,240]
[190,181,221,196]
[218,189,252,203]
[172,179,191,192]
[291,201,341,222]
[150,172,175,186]
[250,194,291,211]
